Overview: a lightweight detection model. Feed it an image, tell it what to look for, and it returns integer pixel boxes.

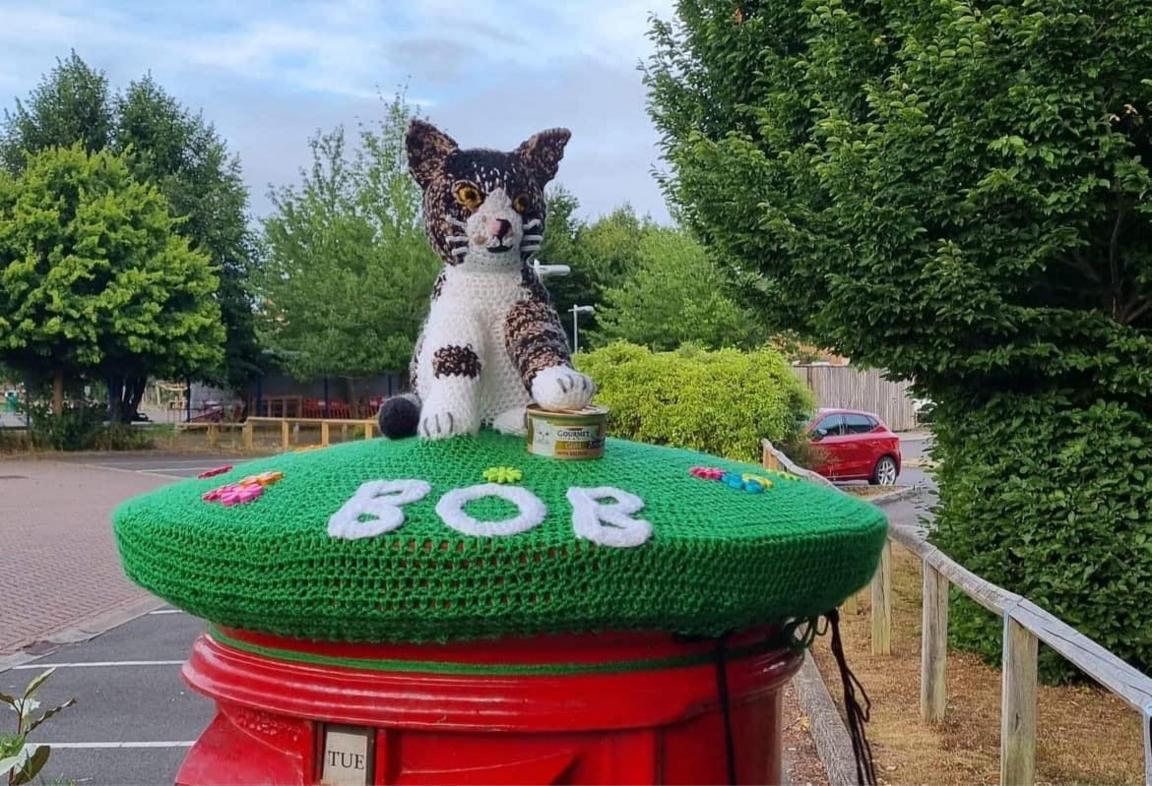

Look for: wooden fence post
[1001,613,1038,786]
[762,441,781,471]
[871,540,892,655]
[321,421,330,447]
[363,420,373,440]
[281,419,290,451]
[921,563,949,723]
[207,423,219,448]
[243,420,253,450]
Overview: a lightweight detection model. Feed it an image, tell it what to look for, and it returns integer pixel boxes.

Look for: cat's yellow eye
[454,183,483,210]
[512,193,529,213]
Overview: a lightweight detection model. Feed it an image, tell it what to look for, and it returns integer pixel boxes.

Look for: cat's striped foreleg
[504,300,595,411]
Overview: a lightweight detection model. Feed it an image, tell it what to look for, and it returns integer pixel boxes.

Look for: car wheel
[871,456,898,486]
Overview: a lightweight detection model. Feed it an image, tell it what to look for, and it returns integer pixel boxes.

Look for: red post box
[177,625,802,785]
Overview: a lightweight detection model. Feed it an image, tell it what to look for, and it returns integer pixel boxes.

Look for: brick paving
[0,459,171,655]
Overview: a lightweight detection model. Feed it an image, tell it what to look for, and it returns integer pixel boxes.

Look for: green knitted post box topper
[113,432,887,643]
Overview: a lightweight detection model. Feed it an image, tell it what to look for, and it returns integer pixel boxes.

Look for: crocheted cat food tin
[526,405,607,460]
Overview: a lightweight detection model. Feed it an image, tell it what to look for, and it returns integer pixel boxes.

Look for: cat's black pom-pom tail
[378,394,421,439]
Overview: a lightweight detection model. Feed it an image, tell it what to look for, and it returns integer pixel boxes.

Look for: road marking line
[10,660,183,669]
[137,466,220,473]
[27,741,195,749]
[69,462,185,479]
[148,609,184,615]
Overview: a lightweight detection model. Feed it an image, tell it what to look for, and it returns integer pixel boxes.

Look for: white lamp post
[570,305,595,355]
[532,259,571,279]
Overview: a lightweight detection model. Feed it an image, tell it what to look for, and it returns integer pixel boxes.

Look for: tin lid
[526,404,609,418]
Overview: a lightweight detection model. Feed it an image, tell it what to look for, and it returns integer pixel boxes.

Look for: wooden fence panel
[791,365,919,431]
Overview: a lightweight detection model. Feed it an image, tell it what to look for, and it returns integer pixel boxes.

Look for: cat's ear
[407,120,458,188]
[515,128,571,188]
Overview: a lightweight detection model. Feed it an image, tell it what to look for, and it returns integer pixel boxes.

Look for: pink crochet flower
[220,484,264,507]
[204,481,266,506]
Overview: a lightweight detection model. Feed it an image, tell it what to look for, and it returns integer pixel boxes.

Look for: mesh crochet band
[113,431,887,643]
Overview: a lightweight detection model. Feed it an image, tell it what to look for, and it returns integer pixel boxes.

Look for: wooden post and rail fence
[178,416,377,450]
[762,439,1152,786]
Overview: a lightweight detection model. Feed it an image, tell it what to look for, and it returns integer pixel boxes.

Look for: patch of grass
[812,546,1143,785]
[843,485,910,500]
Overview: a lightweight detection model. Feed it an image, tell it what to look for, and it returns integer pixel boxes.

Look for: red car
[807,408,901,485]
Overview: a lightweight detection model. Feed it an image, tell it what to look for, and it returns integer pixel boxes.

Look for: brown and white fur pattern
[377,120,594,440]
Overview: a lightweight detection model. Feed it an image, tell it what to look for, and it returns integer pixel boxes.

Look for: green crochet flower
[483,465,524,484]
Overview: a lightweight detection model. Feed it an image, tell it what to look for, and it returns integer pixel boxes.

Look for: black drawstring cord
[705,619,873,786]
[827,609,878,786]
[713,633,738,785]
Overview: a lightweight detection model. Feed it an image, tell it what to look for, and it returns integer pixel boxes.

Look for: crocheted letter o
[436,483,546,538]
[328,479,432,540]
[567,486,653,548]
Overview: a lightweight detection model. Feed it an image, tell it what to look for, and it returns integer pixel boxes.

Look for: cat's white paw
[418,404,479,440]
[492,407,528,436]
[531,366,595,411]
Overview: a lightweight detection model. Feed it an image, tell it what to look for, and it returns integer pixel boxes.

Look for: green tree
[537,199,663,346]
[114,75,261,404]
[595,228,767,349]
[648,0,1152,678]
[0,51,112,171]
[2,56,260,414]
[258,95,439,412]
[0,145,223,416]
[535,186,592,335]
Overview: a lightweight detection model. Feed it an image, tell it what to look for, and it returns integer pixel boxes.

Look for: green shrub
[648,0,1152,680]
[933,393,1152,682]
[577,342,813,463]
[24,402,106,451]
[21,401,153,452]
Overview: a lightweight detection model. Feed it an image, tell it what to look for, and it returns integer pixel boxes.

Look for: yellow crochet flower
[483,466,523,484]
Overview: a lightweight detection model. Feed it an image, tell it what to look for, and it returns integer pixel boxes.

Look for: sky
[0,0,676,223]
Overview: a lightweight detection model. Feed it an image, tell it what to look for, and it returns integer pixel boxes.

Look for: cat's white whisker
[445,216,468,229]
[520,245,541,253]
[522,234,543,242]
[450,246,469,256]
[523,219,541,230]
[446,235,469,243]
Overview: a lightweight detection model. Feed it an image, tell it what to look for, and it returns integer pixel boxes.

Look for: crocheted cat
[378,120,595,440]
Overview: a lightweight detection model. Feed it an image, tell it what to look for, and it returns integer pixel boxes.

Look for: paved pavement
[0,460,167,656]
[0,452,239,657]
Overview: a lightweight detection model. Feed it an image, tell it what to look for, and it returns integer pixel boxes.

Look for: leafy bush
[933,393,1152,681]
[1,668,75,785]
[23,402,106,451]
[577,342,813,463]
[22,401,152,452]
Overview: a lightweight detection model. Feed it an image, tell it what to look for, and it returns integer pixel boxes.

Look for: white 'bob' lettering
[566,486,652,548]
[327,479,431,540]
[435,483,547,537]
[325,481,654,546]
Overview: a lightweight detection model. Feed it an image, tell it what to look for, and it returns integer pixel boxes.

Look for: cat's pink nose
[488,218,512,240]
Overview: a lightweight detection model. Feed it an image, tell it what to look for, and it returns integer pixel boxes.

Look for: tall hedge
[647,0,1152,677]
[577,342,812,463]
